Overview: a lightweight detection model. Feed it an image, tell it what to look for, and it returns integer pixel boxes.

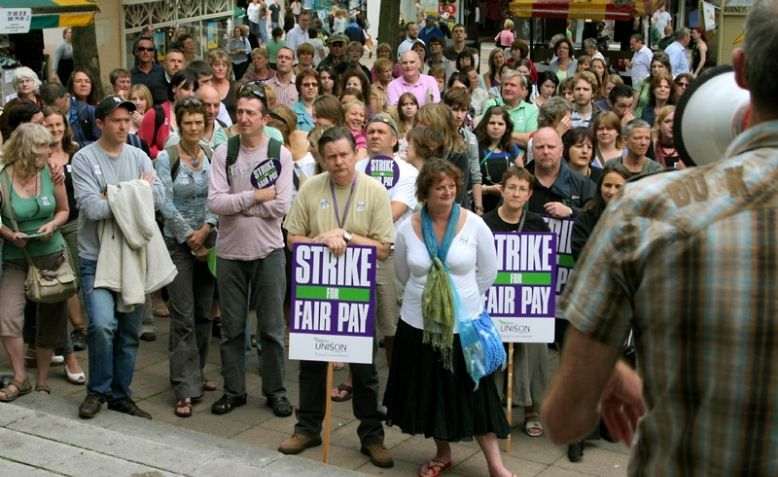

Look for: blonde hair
[504,19,514,30]
[2,123,53,178]
[654,105,675,139]
[130,84,153,114]
[416,103,465,154]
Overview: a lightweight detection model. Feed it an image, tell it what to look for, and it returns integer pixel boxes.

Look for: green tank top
[1,167,65,260]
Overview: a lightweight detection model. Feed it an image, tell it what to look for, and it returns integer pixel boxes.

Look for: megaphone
[674,65,751,167]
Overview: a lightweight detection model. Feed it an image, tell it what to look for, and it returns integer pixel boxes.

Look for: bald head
[400,51,422,80]
[197,84,220,123]
[532,127,563,173]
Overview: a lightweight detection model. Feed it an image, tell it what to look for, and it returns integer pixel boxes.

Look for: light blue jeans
[80,259,144,402]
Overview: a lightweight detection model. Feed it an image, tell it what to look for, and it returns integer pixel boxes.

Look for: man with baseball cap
[317,34,348,73]
[72,96,165,419]
[355,112,417,369]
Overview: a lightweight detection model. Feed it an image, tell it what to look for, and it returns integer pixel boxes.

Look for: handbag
[0,168,76,304]
[451,277,506,390]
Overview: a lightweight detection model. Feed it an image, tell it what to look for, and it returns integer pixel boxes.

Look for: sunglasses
[136,46,155,52]
[239,82,268,100]
[178,96,203,107]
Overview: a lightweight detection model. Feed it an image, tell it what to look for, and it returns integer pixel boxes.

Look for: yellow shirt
[283,171,395,245]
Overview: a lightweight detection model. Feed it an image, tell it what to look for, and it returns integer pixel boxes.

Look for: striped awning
[509,0,662,20]
[509,0,634,20]
[0,0,98,29]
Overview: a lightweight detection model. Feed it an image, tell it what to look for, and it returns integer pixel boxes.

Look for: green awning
[0,0,98,30]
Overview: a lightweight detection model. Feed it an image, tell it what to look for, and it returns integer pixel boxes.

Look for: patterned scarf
[420,203,461,372]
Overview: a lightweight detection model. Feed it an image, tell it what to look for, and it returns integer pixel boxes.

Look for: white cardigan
[94,180,177,311]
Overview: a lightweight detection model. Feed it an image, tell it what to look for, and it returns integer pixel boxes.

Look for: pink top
[495,30,515,48]
[207,134,294,260]
[351,129,367,150]
[386,73,441,107]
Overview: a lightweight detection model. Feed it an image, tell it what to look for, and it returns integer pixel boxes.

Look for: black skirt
[383,319,510,441]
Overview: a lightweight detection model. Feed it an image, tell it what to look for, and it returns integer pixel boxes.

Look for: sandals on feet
[331,383,353,402]
[0,379,32,402]
[524,417,544,437]
[175,398,193,418]
[418,459,452,477]
[35,384,51,394]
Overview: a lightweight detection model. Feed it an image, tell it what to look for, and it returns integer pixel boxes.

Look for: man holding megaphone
[541,0,778,474]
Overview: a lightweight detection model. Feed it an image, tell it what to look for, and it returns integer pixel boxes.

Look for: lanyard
[330,176,357,229]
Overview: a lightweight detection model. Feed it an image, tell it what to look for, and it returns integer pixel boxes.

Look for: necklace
[179,142,202,168]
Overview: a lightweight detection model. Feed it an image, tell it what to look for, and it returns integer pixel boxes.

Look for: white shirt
[665,41,690,77]
[356,155,418,225]
[247,3,260,23]
[652,10,672,37]
[286,24,310,53]
[395,212,498,331]
[630,45,653,89]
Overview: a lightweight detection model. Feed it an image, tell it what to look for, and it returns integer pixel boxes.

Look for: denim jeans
[80,258,144,402]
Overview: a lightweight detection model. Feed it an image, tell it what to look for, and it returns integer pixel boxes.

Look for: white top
[247,3,260,23]
[652,10,672,37]
[665,41,690,77]
[286,24,310,53]
[356,155,419,225]
[395,211,498,331]
[631,45,653,89]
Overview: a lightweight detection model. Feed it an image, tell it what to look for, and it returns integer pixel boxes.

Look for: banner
[544,217,575,310]
[289,244,376,364]
[0,8,31,34]
[485,232,557,342]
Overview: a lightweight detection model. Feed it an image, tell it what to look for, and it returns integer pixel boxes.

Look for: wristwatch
[342,230,353,244]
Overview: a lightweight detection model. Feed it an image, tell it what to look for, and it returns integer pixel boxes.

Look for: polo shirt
[386,73,440,107]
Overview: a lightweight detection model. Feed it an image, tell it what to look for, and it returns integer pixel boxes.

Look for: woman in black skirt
[385,159,513,477]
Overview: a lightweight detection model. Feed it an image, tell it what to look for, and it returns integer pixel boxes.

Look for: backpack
[164,143,214,182]
[225,134,282,187]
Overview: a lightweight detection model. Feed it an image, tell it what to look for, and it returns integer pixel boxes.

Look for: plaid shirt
[561,119,778,476]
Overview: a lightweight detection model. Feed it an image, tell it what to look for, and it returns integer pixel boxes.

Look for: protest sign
[485,232,557,342]
[543,218,575,310]
[289,243,376,364]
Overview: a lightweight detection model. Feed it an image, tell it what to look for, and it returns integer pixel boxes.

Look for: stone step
[3,393,360,477]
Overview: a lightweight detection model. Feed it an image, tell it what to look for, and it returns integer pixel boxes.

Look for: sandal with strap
[524,416,544,438]
[35,384,51,394]
[331,383,353,402]
[175,398,193,418]
[418,459,452,477]
[0,379,32,402]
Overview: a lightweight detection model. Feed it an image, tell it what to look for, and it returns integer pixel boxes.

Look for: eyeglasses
[136,46,155,52]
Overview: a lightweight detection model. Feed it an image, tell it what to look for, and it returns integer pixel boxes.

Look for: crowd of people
[0,2,741,476]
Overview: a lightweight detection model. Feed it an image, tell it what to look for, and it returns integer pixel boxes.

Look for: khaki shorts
[375,256,399,338]
[0,259,68,349]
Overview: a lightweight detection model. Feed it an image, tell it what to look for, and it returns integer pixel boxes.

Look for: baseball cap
[327,33,349,45]
[368,112,399,137]
[95,95,136,120]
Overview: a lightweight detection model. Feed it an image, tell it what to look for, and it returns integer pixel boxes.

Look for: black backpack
[164,143,214,182]
[224,134,282,187]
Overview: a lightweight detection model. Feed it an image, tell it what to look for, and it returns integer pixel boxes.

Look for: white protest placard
[485,232,557,343]
[288,243,376,364]
[0,9,31,34]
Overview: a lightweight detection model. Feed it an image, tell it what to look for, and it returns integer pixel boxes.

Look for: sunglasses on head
[239,82,267,100]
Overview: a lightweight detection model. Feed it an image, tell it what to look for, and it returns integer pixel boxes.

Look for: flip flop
[331,383,353,402]
[175,398,193,418]
[418,459,452,477]
[524,418,544,438]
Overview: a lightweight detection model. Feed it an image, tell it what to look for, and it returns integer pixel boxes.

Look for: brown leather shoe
[361,441,394,468]
[278,433,322,455]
